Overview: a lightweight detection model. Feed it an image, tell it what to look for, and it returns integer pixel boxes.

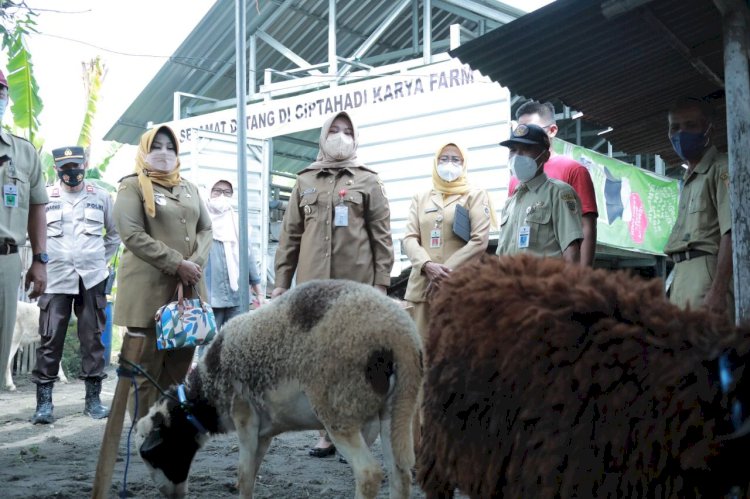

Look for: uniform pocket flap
[36,295,53,311]
[299,192,319,207]
[46,208,63,223]
[344,191,363,205]
[85,208,105,223]
[525,206,551,224]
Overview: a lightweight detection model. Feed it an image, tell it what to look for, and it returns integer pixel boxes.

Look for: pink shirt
[509,155,598,216]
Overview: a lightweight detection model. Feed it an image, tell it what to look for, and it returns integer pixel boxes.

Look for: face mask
[58,168,85,187]
[146,150,178,172]
[208,195,232,213]
[509,151,543,183]
[670,125,710,162]
[436,161,463,182]
[325,132,355,160]
[0,98,7,124]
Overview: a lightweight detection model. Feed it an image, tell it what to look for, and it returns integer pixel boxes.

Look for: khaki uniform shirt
[113,176,212,327]
[496,172,583,258]
[275,166,394,288]
[45,182,120,293]
[403,188,491,302]
[0,130,48,245]
[664,146,731,256]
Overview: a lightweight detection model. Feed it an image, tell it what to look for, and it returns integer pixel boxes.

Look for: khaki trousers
[669,254,735,322]
[126,327,194,422]
[0,253,21,388]
[407,300,430,455]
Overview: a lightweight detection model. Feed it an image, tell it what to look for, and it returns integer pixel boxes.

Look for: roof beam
[641,8,724,89]
[436,0,516,25]
[338,0,412,78]
[256,30,323,76]
[194,0,296,98]
[433,0,492,25]
[601,0,657,19]
[274,135,319,149]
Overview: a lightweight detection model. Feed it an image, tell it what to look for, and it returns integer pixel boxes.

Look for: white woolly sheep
[6,301,67,391]
[136,279,423,499]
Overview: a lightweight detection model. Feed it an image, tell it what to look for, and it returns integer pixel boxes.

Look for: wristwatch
[32,252,49,264]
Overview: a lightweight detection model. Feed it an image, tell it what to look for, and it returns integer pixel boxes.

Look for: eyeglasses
[211,188,234,198]
[438,155,463,164]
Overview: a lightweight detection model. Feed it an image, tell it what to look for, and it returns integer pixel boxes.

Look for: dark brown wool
[417,254,750,498]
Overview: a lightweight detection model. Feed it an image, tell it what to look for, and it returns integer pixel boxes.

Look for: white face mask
[509,151,543,183]
[146,150,178,172]
[208,194,232,213]
[0,98,7,124]
[436,161,463,182]
[325,132,355,160]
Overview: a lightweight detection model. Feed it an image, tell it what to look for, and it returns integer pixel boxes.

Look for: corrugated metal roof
[105,0,525,146]
[450,0,726,167]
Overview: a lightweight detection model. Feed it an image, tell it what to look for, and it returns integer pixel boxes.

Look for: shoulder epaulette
[118,173,138,183]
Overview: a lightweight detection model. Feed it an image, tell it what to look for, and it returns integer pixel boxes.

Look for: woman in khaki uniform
[403,143,493,338]
[272,111,394,456]
[113,125,212,421]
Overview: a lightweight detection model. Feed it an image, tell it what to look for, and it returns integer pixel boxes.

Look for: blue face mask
[670,125,710,162]
[58,168,85,187]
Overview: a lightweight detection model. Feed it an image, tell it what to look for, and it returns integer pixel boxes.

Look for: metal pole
[236,0,250,312]
[412,0,419,52]
[249,34,257,98]
[722,3,750,324]
[329,0,337,84]
[423,0,432,64]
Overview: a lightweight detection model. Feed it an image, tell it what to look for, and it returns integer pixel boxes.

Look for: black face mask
[58,168,85,187]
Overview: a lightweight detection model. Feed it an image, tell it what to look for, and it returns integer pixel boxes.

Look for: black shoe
[309,445,336,458]
[83,379,110,420]
[31,383,54,425]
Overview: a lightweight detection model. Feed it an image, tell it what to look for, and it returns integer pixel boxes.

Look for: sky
[3,0,553,185]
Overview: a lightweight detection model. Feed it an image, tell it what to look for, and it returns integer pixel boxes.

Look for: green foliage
[4,27,43,144]
[78,57,106,148]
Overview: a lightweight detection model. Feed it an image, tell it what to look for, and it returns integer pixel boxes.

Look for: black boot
[31,383,54,425]
[83,379,110,419]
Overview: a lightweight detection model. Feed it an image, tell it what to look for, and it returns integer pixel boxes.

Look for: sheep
[136,279,423,499]
[5,301,68,391]
[417,254,750,499]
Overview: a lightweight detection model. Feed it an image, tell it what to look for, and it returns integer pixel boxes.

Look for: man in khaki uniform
[0,68,48,389]
[272,111,393,458]
[496,124,583,262]
[664,98,733,321]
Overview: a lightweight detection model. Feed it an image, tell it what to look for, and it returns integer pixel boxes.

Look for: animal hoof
[309,445,336,458]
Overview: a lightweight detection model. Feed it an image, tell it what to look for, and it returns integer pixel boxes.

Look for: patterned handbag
[154,283,217,350]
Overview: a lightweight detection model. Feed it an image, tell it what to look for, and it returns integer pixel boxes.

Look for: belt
[0,242,18,255]
[670,249,711,263]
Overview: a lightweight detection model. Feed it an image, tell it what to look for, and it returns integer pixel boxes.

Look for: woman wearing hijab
[403,142,494,338]
[113,125,212,421]
[272,111,394,457]
[203,179,264,340]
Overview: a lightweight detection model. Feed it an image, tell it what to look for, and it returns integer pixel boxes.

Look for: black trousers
[32,277,108,384]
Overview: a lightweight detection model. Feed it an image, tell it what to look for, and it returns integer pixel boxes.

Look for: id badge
[334,204,348,226]
[518,225,531,248]
[3,184,18,208]
[430,229,442,248]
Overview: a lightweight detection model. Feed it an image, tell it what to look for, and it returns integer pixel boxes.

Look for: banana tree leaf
[6,29,42,143]
[78,57,106,148]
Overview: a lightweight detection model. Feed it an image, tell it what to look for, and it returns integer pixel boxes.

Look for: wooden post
[91,332,145,499]
[721,1,750,324]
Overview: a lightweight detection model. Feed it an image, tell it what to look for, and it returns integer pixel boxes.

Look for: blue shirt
[205,239,261,308]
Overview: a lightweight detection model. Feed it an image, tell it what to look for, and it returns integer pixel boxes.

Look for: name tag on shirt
[430,229,442,248]
[518,225,530,249]
[334,205,348,226]
[3,184,18,208]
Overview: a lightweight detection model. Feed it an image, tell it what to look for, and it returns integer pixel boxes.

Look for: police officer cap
[500,124,550,148]
[52,146,86,168]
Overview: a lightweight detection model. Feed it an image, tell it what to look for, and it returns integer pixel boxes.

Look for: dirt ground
[0,366,430,498]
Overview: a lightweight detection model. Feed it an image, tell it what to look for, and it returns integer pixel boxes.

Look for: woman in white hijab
[203,179,264,338]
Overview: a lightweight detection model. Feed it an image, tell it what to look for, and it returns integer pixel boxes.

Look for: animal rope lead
[177,384,209,434]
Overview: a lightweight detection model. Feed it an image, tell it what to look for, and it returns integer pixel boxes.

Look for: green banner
[553,139,679,255]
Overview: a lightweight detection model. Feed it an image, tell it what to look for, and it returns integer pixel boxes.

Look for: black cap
[500,124,550,148]
[52,146,86,168]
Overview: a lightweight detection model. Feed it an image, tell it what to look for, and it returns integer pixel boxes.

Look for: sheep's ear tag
[177,384,189,405]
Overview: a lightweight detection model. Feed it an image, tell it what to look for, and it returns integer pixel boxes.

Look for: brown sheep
[417,254,750,498]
